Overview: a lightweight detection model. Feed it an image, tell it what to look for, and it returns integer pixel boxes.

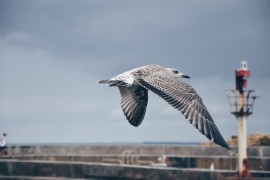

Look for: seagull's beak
[180,74,190,79]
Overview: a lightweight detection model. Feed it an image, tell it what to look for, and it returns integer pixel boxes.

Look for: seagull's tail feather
[98,79,127,87]
[98,79,110,84]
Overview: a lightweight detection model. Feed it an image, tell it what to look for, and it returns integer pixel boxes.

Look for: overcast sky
[0,0,269,144]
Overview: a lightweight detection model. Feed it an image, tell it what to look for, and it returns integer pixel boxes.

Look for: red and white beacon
[236,61,250,92]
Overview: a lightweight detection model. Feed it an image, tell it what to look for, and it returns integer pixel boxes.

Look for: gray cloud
[0,0,269,143]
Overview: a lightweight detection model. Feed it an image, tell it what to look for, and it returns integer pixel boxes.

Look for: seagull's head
[166,68,190,79]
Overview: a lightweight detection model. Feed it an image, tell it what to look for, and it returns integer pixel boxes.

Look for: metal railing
[225,89,258,117]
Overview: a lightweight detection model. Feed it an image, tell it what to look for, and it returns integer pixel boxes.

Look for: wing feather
[118,85,148,127]
[137,75,230,149]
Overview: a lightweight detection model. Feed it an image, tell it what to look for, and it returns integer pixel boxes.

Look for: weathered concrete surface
[7,145,232,156]
[0,159,269,180]
[0,159,232,180]
[168,156,270,171]
[0,176,87,180]
[6,145,270,157]
[2,145,270,171]
[1,146,269,179]
[2,155,269,171]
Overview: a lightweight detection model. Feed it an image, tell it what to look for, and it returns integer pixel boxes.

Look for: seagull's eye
[173,70,179,74]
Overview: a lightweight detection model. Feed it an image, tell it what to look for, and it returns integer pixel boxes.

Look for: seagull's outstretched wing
[137,74,230,149]
[118,85,148,127]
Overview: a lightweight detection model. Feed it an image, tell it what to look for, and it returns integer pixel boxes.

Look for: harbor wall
[0,145,269,180]
[5,145,270,156]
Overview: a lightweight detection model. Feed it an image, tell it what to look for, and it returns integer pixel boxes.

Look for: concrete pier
[0,145,269,180]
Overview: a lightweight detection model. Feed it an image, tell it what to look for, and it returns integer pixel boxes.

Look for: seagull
[98,64,230,149]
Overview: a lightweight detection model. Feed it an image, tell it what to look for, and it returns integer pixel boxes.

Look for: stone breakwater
[0,145,269,180]
[201,133,270,147]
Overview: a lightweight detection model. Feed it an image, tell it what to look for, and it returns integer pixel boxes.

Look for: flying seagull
[98,64,230,149]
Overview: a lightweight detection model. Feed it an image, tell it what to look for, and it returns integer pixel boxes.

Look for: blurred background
[0,0,269,144]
